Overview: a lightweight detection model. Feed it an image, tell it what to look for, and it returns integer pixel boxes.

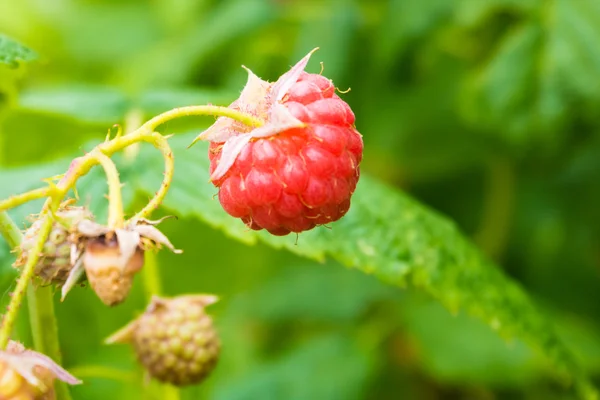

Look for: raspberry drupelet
[193,49,363,236]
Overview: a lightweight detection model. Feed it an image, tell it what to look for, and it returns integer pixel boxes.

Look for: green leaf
[212,332,375,400]
[0,132,597,399]
[0,34,37,67]
[146,133,596,399]
[11,87,236,125]
[402,295,537,386]
[17,86,129,125]
[461,0,600,147]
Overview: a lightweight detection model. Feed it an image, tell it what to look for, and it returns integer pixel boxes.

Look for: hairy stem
[0,104,260,360]
[93,151,124,229]
[140,105,263,134]
[0,212,52,347]
[28,285,72,400]
[0,186,54,212]
[130,133,175,222]
[2,105,262,216]
[0,211,72,399]
[0,211,22,247]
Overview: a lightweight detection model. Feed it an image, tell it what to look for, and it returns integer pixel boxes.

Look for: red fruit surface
[209,71,363,236]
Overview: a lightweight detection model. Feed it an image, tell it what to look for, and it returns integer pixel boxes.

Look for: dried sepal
[0,341,80,399]
[191,49,319,181]
[73,217,181,306]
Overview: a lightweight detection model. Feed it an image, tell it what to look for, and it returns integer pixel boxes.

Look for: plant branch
[0,211,23,247]
[0,186,54,212]
[1,105,262,216]
[93,151,124,229]
[28,285,72,400]
[0,211,52,348]
[130,133,175,222]
[0,211,73,399]
[0,104,260,351]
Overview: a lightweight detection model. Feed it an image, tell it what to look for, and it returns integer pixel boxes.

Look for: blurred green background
[1,0,600,399]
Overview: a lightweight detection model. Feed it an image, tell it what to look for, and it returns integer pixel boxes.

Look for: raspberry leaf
[0,133,597,399]
[159,134,597,399]
[0,34,37,67]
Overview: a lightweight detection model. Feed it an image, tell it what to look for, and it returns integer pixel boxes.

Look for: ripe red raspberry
[192,49,363,236]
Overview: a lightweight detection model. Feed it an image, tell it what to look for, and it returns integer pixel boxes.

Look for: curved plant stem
[1,105,262,217]
[140,105,262,134]
[0,211,52,347]
[0,186,54,212]
[0,210,22,247]
[93,151,124,229]
[0,105,261,394]
[130,133,175,222]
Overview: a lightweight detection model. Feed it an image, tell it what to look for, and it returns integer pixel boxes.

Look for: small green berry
[106,295,220,386]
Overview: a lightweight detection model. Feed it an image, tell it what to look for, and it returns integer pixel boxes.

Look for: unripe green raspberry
[14,206,93,285]
[106,295,220,386]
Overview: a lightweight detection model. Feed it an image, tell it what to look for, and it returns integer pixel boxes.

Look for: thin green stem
[0,210,23,247]
[130,133,175,222]
[0,104,260,363]
[140,105,263,134]
[28,285,72,400]
[141,243,175,399]
[1,105,262,216]
[0,186,54,212]
[67,365,136,383]
[163,384,181,400]
[0,212,52,348]
[142,250,162,299]
[474,157,515,260]
[0,197,71,400]
[93,151,124,229]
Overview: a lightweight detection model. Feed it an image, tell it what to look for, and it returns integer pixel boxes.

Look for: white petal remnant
[191,48,320,181]
[0,341,81,399]
[64,216,182,305]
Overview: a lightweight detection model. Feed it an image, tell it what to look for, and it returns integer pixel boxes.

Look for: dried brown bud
[83,235,145,306]
[61,216,181,305]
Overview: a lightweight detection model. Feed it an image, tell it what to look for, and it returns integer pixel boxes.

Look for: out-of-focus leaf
[0,34,37,67]
[213,333,375,400]
[114,0,275,90]
[131,133,596,399]
[402,295,536,386]
[18,86,128,124]
[293,0,359,85]
[0,130,582,396]
[137,88,236,115]
[0,127,597,398]
[233,263,394,323]
[462,0,600,147]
